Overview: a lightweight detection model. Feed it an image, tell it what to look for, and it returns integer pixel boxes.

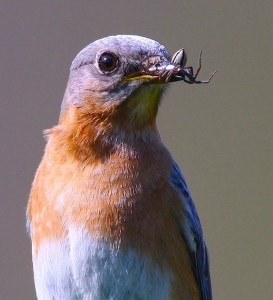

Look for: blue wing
[170,163,212,300]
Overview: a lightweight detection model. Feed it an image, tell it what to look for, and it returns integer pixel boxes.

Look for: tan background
[1,1,272,299]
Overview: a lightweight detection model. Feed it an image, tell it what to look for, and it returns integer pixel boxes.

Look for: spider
[170,48,218,84]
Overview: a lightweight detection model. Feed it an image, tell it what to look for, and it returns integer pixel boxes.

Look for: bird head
[60,35,186,138]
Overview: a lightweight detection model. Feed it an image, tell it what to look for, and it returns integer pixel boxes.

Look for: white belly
[33,227,171,300]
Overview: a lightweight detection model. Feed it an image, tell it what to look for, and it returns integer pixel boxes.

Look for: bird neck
[46,105,161,164]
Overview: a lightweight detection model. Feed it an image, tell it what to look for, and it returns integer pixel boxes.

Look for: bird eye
[98,52,119,73]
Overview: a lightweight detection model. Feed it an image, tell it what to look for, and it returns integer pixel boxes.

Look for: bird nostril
[98,52,119,73]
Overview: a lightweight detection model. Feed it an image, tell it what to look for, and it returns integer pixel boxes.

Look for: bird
[27,35,214,300]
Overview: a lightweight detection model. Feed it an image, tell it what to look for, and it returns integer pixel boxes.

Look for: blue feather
[170,163,212,300]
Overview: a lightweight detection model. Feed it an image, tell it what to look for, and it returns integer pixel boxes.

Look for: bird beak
[124,59,182,83]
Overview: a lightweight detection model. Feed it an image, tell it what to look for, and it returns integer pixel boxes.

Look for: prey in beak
[170,49,218,84]
[127,49,218,84]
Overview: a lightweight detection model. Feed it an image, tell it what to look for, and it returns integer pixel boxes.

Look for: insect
[171,48,218,84]
[137,48,217,84]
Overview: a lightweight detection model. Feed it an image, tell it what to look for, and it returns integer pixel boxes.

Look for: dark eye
[98,52,119,73]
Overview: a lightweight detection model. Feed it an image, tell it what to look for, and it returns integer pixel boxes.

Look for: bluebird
[27,35,213,300]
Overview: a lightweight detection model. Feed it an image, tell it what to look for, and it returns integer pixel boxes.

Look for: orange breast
[27,124,199,299]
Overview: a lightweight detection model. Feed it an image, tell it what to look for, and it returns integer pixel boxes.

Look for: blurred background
[1,1,272,299]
